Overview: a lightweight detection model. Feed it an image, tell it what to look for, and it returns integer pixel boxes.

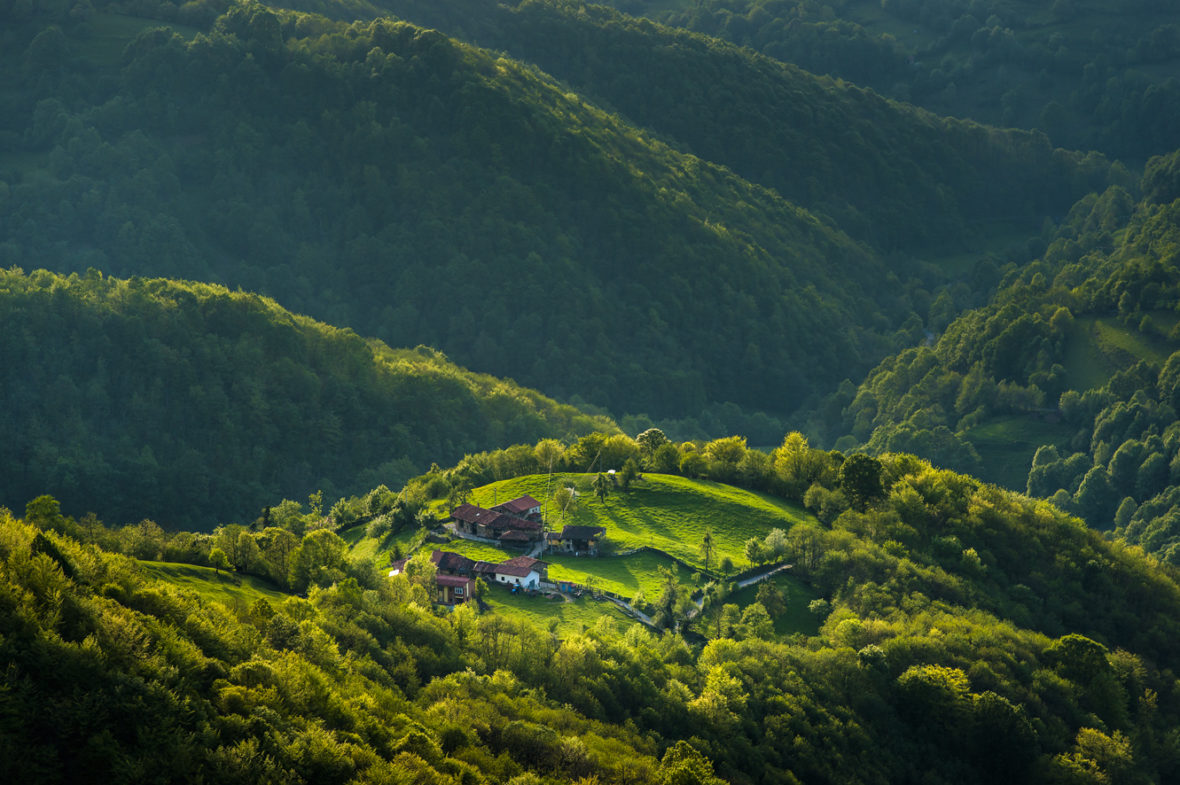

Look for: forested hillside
[0,268,614,529]
[825,151,1180,563]
[615,0,1180,163]
[0,0,918,424]
[7,434,1180,783]
[309,0,1119,254]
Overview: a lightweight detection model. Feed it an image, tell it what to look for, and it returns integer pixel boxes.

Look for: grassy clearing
[545,550,694,601]
[1064,317,1175,392]
[483,590,634,636]
[470,473,813,569]
[443,539,520,564]
[408,540,691,600]
[139,560,287,606]
[965,415,1075,490]
[697,572,822,640]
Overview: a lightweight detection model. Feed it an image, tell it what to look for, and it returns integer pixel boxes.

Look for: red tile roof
[436,574,473,588]
[501,555,545,571]
[498,530,532,542]
[495,562,537,577]
[494,495,541,515]
[451,504,494,524]
[430,550,474,573]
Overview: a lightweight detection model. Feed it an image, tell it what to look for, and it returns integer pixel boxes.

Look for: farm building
[546,524,608,555]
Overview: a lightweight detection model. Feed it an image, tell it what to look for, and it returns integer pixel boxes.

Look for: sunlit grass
[470,473,813,569]
[696,571,822,639]
[139,560,287,606]
[483,589,635,636]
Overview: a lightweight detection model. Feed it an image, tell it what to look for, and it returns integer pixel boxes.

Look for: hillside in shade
[823,150,1180,563]
[609,0,1180,163]
[0,0,922,425]
[301,0,1121,253]
[0,268,616,529]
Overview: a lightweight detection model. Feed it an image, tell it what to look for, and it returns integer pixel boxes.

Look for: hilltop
[316,0,1120,254]
[8,433,1180,783]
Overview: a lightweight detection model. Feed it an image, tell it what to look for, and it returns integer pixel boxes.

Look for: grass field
[545,550,694,601]
[469,473,813,569]
[410,539,693,600]
[139,560,288,607]
[443,539,519,563]
[341,524,419,567]
[352,473,827,639]
[483,589,633,636]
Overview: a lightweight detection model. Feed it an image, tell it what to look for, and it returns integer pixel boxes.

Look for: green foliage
[467,472,813,569]
[828,184,1180,561]
[839,453,884,511]
[0,269,611,528]
[1143,149,1180,206]
[622,0,1180,162]
[9,432,1180,783]
[349,0,1116,254]
[0,3,922,424]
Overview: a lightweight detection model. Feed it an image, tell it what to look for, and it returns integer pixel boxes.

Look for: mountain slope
[313,0,1120,253]
[0,2,917,423]
[826,151,1180,561]
[616,0,1180,162]
[0,268,615,529]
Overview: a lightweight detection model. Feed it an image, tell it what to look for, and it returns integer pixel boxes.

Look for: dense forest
[308,0,1120,254]
[7,433,1180,783]
[821,151,1180,564]
[6,0,1180,777]
[611,0,1180,163]
[0,268,614,529]
[0,0,1139,432]
[0,0,920,425]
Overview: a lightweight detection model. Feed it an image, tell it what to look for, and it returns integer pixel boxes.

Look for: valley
[4,0,1180,782]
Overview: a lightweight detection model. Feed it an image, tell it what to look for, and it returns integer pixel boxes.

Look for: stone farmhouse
[450,495,544,543]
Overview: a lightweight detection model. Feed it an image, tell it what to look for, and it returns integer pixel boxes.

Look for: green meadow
[964,416,1075,491]
[469,473,813,569]
[483,591,634,636]
[1064,316,1176,392]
